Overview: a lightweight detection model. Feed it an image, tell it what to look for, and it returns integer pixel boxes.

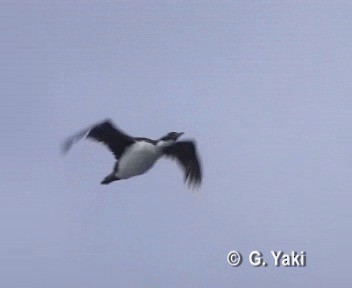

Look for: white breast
[115,141,162,179]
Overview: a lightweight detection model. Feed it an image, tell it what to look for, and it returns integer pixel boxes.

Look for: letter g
[249,250,263,267]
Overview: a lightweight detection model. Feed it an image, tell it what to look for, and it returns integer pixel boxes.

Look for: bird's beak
[178,132,184,138]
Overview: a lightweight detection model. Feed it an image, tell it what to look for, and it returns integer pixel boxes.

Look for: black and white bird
[62,119,202,188]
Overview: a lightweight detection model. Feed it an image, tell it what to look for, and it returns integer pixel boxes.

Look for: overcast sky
[1,1,351,287]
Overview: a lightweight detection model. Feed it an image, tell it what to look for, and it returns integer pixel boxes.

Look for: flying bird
[62,119,202,188]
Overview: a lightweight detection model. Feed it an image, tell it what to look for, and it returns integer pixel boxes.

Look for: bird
[61,119,202,188]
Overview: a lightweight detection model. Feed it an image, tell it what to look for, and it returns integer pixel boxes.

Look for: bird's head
[159,132,184,142]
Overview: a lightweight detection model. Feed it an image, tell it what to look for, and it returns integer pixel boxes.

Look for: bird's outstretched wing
[163,141,202,187]
[61,120,135,159]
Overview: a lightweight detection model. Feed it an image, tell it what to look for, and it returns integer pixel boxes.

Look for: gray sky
[1,1,351,287]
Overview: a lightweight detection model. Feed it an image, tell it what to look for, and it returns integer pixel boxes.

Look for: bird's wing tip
[60,138,73,155]
[185,176,202,190]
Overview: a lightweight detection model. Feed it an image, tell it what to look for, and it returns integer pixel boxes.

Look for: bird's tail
[101,174,120,185]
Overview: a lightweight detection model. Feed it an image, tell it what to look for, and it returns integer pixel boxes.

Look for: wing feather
[62,120,134,159]
[163,141,202,187]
